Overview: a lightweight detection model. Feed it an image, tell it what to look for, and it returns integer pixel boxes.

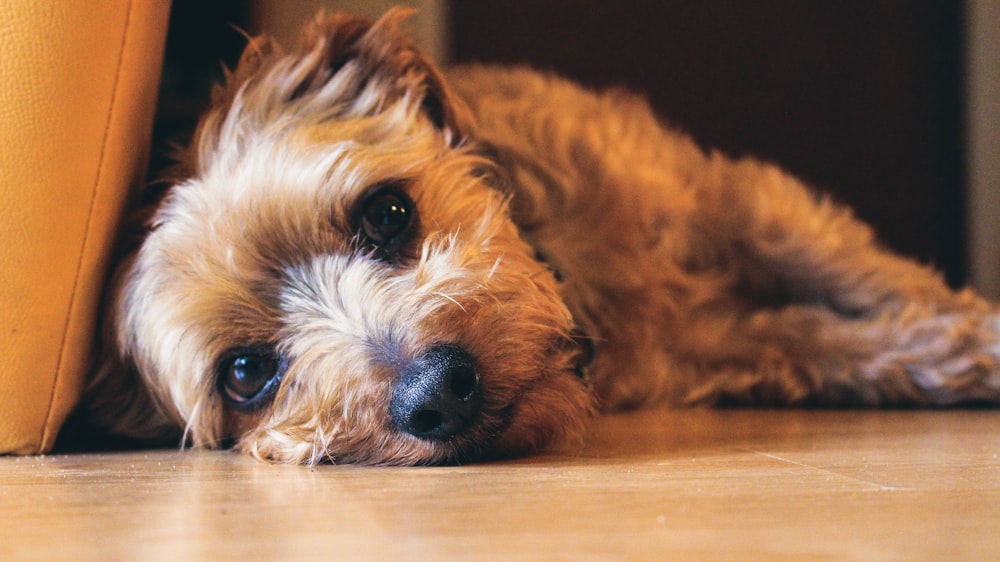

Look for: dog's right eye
[355,182,415,253]
[218,349,284,410]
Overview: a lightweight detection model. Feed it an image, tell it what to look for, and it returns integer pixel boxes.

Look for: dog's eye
[358,185,414,247]
[218,349,284,410]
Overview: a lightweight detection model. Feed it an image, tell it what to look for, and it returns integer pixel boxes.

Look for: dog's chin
[415,371,594,466]
[486,370,595,460]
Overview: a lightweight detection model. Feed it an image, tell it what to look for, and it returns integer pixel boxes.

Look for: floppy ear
[191,7,472,170]
[295,8,471,134]
[70,258,181,447]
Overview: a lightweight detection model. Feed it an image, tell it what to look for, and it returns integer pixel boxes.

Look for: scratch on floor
[753,451,911,492]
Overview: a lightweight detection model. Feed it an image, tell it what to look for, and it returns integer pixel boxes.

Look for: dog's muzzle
[391,345,482,440]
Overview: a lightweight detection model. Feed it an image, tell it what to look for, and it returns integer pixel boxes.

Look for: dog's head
[109,9,593,465]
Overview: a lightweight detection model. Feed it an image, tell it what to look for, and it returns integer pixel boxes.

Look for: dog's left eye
[218,349,284,410]
[357,184,414,249]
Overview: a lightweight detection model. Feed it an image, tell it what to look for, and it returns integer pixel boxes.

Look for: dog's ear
[73,263,182,447]
[191,8,471,171]
[295,8,471,135]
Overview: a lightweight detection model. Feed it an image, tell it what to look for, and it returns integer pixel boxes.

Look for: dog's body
[80,9,1000,465]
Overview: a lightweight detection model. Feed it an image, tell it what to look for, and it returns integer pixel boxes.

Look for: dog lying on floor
[78,8,1000,465]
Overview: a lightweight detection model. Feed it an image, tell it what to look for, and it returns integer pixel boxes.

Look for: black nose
[391,345,482,440]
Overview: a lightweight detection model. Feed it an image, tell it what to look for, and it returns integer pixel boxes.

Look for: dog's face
[112,10,592,465]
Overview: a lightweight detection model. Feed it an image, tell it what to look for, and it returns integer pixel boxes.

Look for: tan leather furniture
[0,2,170,454]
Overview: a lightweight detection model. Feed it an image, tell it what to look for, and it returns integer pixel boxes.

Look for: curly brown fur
[79,8,1000,465]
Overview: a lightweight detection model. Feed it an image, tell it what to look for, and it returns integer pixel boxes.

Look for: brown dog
[80,9,1000,464]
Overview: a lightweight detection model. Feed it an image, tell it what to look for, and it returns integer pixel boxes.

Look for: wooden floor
[3,409,999,561]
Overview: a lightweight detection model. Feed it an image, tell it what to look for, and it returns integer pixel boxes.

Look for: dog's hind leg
[676,156,1000,407]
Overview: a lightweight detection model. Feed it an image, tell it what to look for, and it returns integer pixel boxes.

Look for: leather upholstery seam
[40,0,137,450]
